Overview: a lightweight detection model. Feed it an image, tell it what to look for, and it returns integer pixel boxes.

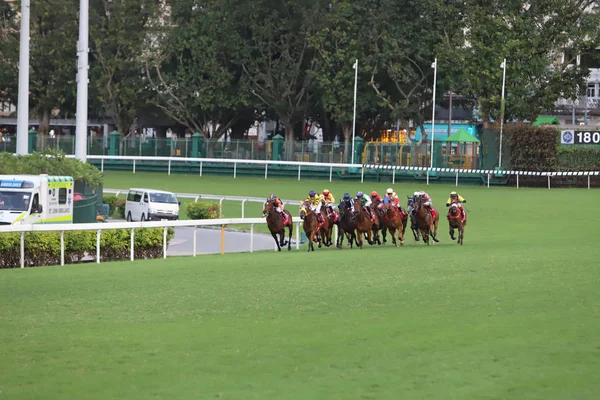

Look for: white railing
[103,189,303,219]
[82,155,600,189]
[0,217,304,268]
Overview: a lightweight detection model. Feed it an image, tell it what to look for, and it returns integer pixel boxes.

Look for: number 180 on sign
[561,130,600,145]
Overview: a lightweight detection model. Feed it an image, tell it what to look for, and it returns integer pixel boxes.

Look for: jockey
[414,190,433,209]
[383,188,399,207]
[320,189,336,216]
[268,194,284,213]
[305,190,324,223]
[338,193,354,216]
[355,191,374,220]
[371,191,384,213]
[446,191,466,219]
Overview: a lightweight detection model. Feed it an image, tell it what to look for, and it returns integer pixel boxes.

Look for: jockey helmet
[387,188,393,194]
[371,191,378,197]
[269,194,276,200]
[450,191,457,195]
[323,189,330,195]
[309,190,316,197]
[343,193,351,200]
[356,192,363,198]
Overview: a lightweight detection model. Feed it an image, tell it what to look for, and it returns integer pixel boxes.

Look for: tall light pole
[16,0,31,155]
[351,59,358,164]
[427,58,437,185]
[498,58,507,169]
[75,0,89,162]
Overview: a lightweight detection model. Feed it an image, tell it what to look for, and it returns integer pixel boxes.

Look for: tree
[456,0,600,124]
[28,0,79,134]
[0,0,18,108]
[89,0,159,136]
[238,0,323,158]
[366,0,463,142]
[309,0,381,162]
[144,0,251,139]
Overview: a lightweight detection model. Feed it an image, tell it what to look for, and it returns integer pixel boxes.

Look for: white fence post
[168,159,171,176]
[193,226,197,257]
[101,158,104,172]
[455,171,459,187]
[361,166,364,183]
[334,224,338,245]
[96,230,101,264]
[60,231,65,266]
[487,173,490,188]
[219,198,225,218]
[163,227,168,259]
[548,175,551,189]
[264,164,268,179]
[20,232,25,268]
[130,228,135,261]
[426,170,430,185]
[200,161,203,176]
[133,159,136,174]
[517,173,519,189]
[392,168,396,184]
[250,223,255,253]
[298,165,301,181]
[295,222,300,250]
[234,162,237,179]
[241,199,247,219]
[588,174,591,189]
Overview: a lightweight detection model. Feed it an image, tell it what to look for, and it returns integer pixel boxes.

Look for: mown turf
[1,172,600,399]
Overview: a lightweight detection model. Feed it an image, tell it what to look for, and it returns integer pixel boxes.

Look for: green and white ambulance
[0,174,74,225]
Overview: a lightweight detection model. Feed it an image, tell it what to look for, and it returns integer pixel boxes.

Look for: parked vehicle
[125,188,180,221]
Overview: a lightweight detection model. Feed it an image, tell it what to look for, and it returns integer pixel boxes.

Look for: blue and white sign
[0,180,23,188]
[561,130,574,144]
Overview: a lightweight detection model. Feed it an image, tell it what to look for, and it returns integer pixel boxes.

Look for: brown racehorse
[318,201,334,247]
[299,201,322,252]
[447,203,466,245]
[414,195,439,245]
[263,200,293,251]
[380,203,408,247]
[353,201,374,248]
[336,202,357,249]
[369,203,382,245]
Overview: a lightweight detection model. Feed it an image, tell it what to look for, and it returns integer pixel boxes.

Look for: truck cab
[0,175,74,225]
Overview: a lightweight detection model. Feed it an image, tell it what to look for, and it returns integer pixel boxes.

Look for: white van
[125,188,180,222]
[0,174,74,225]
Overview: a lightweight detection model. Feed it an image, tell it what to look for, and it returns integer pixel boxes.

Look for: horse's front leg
[389,227,398,247]
[271,231,282,251]
[449,224,456,240]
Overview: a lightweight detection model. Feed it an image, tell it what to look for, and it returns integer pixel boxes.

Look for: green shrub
[186,201,220,219]
[0,227,175,268]
[0,149,103,186]
[503,125,560,172]
[103,196,126,218]
[556,146,600,171]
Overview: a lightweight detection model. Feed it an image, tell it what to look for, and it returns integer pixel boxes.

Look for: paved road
[110,219,298,255]
[168,226,290,256]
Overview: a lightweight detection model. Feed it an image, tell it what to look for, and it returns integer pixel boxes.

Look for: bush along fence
[0,227,174,268]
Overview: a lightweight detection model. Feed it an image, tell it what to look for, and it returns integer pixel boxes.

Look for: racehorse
[369,203,382,245]
[353,201,374,248]
[414,195,439,245]
[380,203,408,247]
[447,203,466,245]
[318,201,335,247]
[299,201,322,252]
[263,199,293,251]
[336,202,357,249]
[407,197,421,242]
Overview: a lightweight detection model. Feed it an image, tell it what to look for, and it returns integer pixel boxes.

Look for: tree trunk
[342,122,352,163]
[38,109,50,135]
[284,119,295,161]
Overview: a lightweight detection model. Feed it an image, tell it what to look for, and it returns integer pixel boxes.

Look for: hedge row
[502,125,600,172]
[0,228,174,268]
